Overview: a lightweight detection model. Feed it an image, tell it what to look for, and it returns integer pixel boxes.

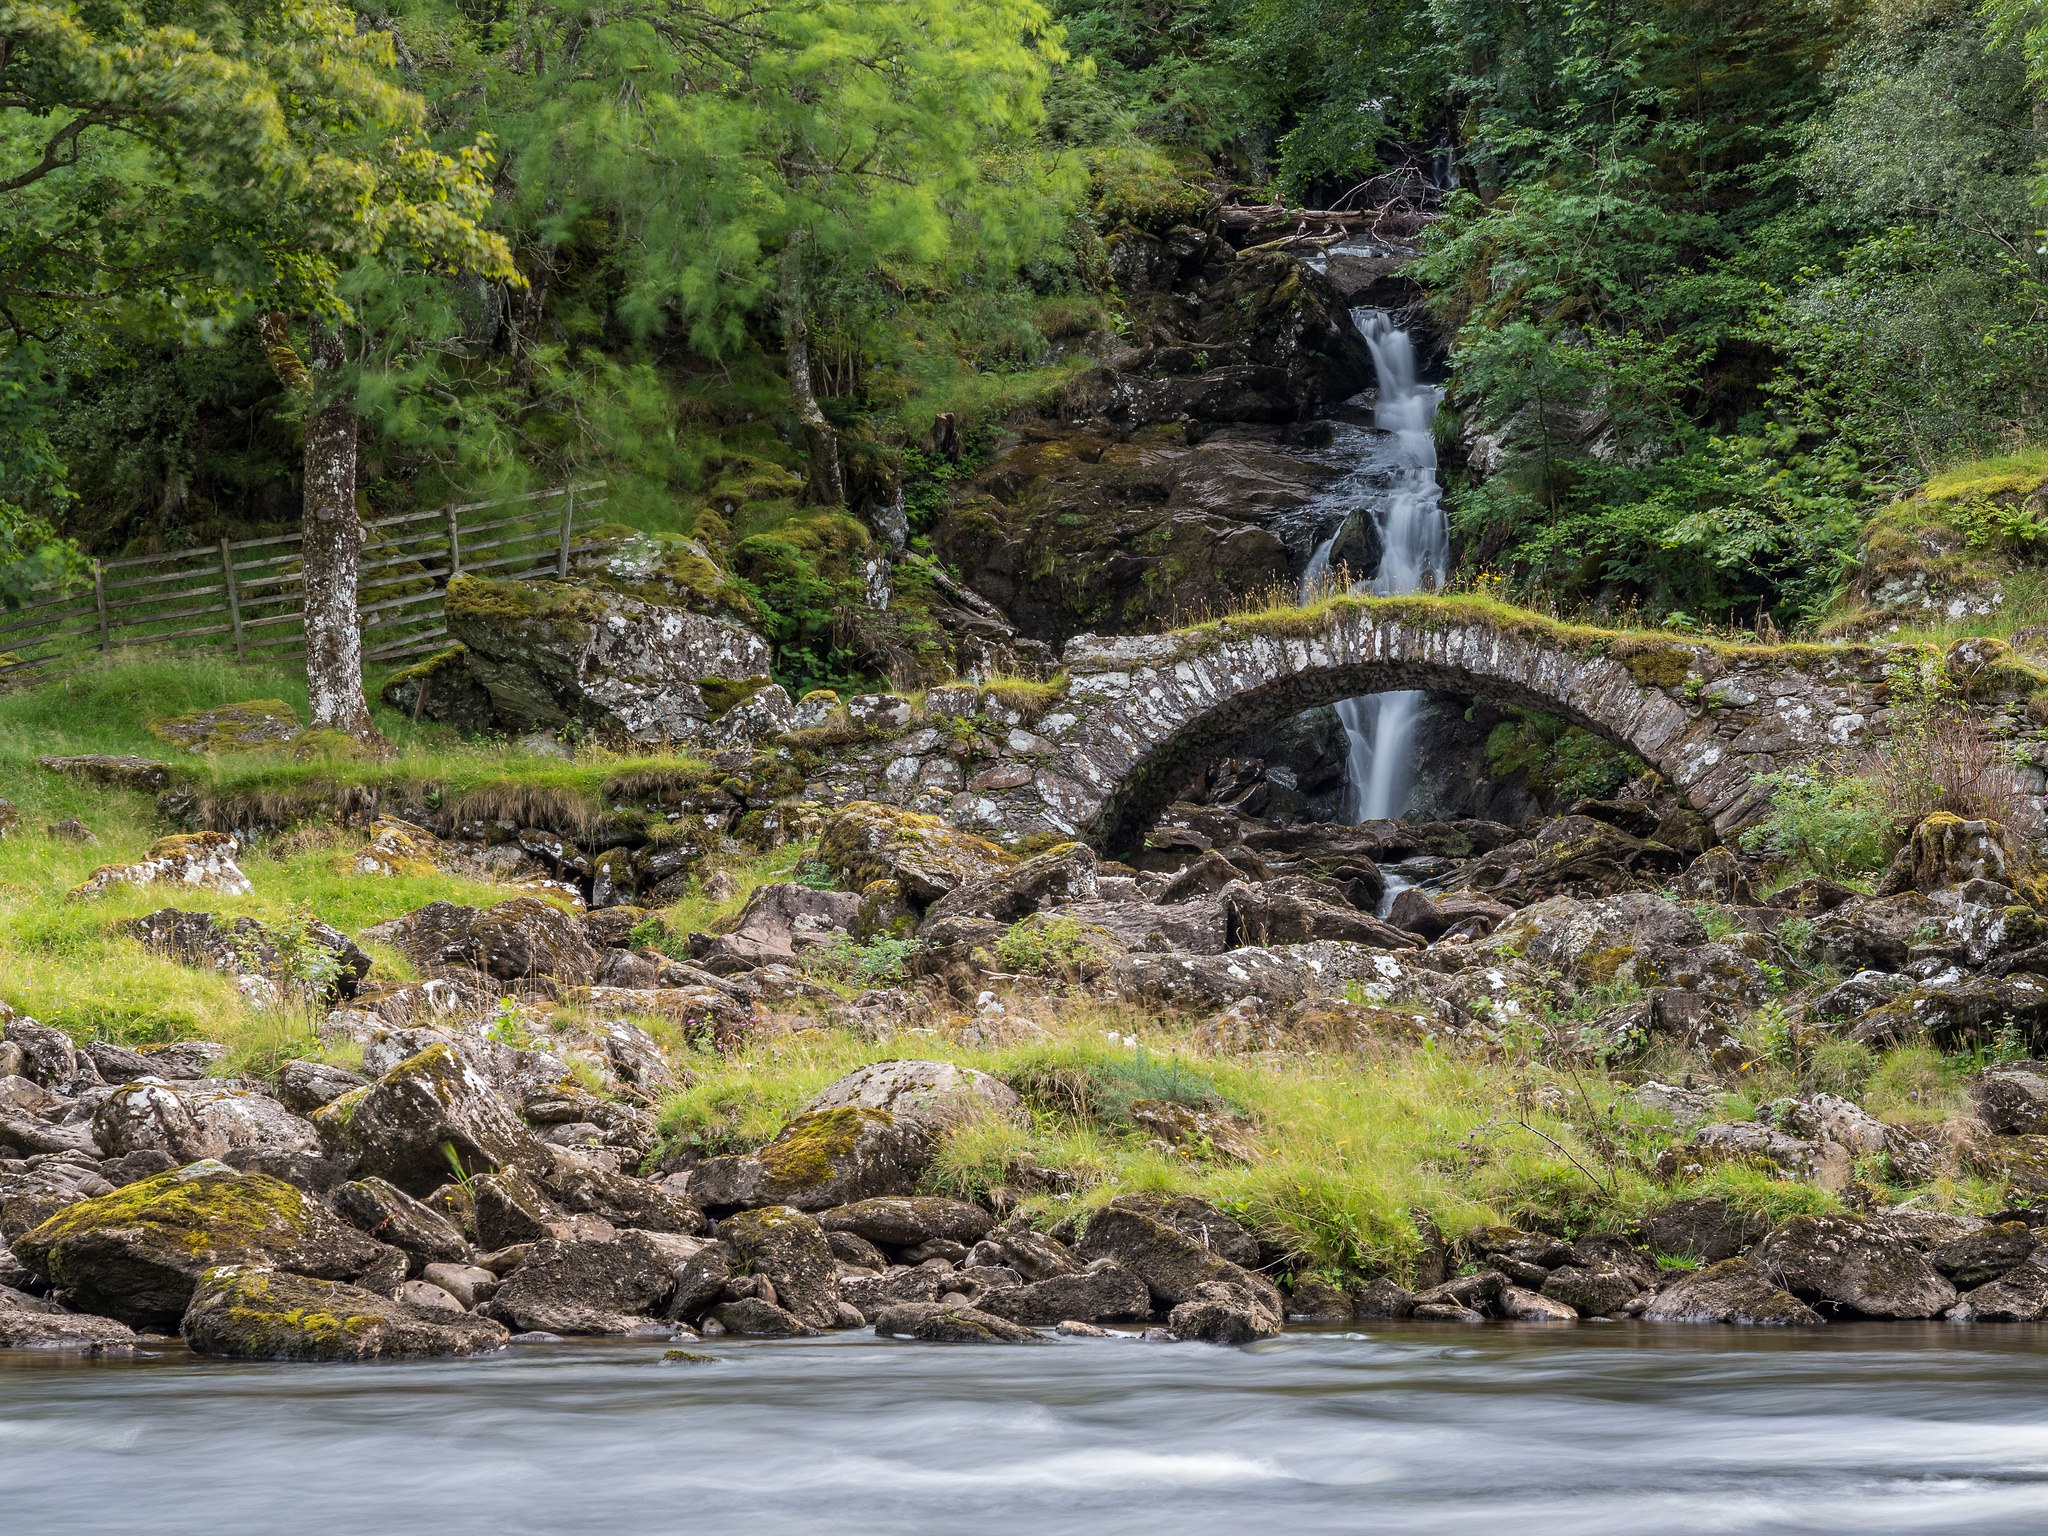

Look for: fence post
[219,539,246,662]
[557,486,575,577]
[446,505,462,580]
[93,562,108,652]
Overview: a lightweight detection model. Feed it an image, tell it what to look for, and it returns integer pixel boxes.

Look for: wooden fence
[0,482,607,684]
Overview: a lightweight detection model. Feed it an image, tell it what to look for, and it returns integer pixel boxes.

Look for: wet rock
[817,1197,995,1249]
[332,1177,471,1272]
[1077,1205,1279,1325]
[69,831,253,901]
[839,1265,945,1321]
[313,1042,553,1197]
[1970,1064,2048,1134]
[969,1225,1083,1284]
[13,1162,402,1328]
[276,1059,370,1115]
[921,842,1098,928]
[818,802,1016,904]
[183,1265,508,1359]
[1945,1257,2048,1321]
[1500,1286,1579,1322]
[480,1232,680,1333]
[1414,1271,1507,1313]
[471,1167,568,1249]
[689,883,859,973]
[446,574,773,742]
[805,1060,1025,1138]
[1639,1198,1767,1263]
[1929,1223,2035,1287]
[1349,1276,1416,1319]
[1540,1265,1640,1317]
[872,1300,1048,1343]
[719,1206,841,1329]
[709,1297,814,1335]
[1168,1280,1282,1343]
[0,1284,139,1349]
[1756,1214,1957,1319]
[981,1261,1151,1325]
[1106,1193,1260,1268]
[1384,888,1512,940]
[1640,1260,1823,1325]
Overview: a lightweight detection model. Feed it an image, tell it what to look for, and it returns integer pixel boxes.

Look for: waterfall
[1301,308,1448,822]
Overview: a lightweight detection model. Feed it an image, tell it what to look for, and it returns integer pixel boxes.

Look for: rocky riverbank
[8,773,2048,1357]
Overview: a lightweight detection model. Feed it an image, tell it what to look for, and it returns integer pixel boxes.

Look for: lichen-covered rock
[332,1176,471,1272]
[13,1162,402,1328]
[1848,973,2048,1053]
[718,1205,840,1328]
[815,1197,995,1249]
[980,1261,1150,1325]
[480,1232,679,1333]
[0,1284,139,1349]
[1540,1264,1640,1318]
[871,1300,1049,1343]
[968,1226,1083,1284]
[1884,811,2013,894]
[1076,1205,1279,1325]
[1755,1214,1958,1319]
[1101,940,1428,1013]
[1810,893,1943,972]
[1167,1280,1282,1343]
[0,1162,114,1241]
[358,897,598,984]
[69,832,253,901]
[819,802,1016,904]
[128,907,370,1001]
[182,1083,321,1157]
[35,753,171,792]
[1639,1198,1767,1263]
[1945,1257,2048,1321]
[471,1167,568,1249]
[1640,1260,1822,1325]
[1106,1193,1261,1268]
[804,1060,1025,1138]
[313,1042,554,1196]
[445,573,773,743]
[1970,1063,2048,1134]
[1929,1222,2034,1287]
[688,882,858,973]
[92,1079,215,1162]
[1219,880,1420,950]
[277,1059,370,1115]
[183,1265,508,1359]
[709,1297,814,1335]
[1672,1121,1851,1192]
[920,842,1098,928]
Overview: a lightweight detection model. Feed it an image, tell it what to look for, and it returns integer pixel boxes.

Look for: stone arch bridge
[833,597,2003,851]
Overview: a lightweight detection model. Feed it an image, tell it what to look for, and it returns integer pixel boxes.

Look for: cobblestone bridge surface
[808,599,2045,850]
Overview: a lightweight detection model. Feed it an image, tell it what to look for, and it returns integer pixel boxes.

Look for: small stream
[8,1325,2048,1533]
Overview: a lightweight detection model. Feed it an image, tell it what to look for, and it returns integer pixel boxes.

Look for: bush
[1740,767,1891,878]
[993,914,1105,976]
[1870,655,2030,825]
[799,934,923,987]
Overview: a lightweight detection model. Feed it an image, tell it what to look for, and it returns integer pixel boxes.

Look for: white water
[1301,308,1449,822]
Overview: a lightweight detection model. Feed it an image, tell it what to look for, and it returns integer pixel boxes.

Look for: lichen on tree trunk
[299,325,382,745]
[782,241,844,508]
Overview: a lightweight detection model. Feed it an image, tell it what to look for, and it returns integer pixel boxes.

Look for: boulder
[1350,1277,1417,1319]
[1103,1193,1260,1268]
[871,1300,1048,1343]
[445,574,773,742]
[1125,1099,1263,1162]
[183,1265,508,1359]
[920,842,1098,929]
[128,907,370,1001]
[708,1298,815,1336]
[0,1101,102,1158]
[1220,881,1420,951]
[1639,1198,1767,1263]
[1676,1122,1851,1191]
[1674,848,1755,905]
[184,1084,321,1157]
[1500,1286,1579,1322]
[690,1107,929,1212]
[718,1206,841,1329]
[69,831,253,901]
[1764,1093,1889,1157]
[471,1167,568,1249]
[968,1226,1083,1284]
[13,1162,402,1328]
[1076,1205,1279,1322]
[1168,1280,1283,1343]
[689,883,858,973]
[358,898,598,984]
[420,1262,499,1309]
[35,753,171,792]
[1755,1214,1958,1319]
[1883,812,2013,894]
[804,1060,1025,1138]
[276,1059,370,1115]
[1970,1064,2048,1134]
[1808,970,1911,1022]
[547,1159,703,1235]
[818,802,1016,904]
[1640,1260,1823,1325]
[666,1240,736,1322]
[331,1177,471,1272]
[1849,974,2048,1053]
[1945,1257,2048,1321]
[1465,817,1682,905]
[1929,1222,2034,1287]
[313,1042,553,1196]
[840,1265,946,1322]
[480,1232,679,1333]
[0,1284,139,1349]
[0,1162,115,1241]
[817,1197,995,1249]
[5,1017,86,1086]
[980,1262,1151,1325]
[1811,893,1943,972]
[1102,940,1435,1013]
[1540,1264,1641,1317]
[1283,1273,1355,1321]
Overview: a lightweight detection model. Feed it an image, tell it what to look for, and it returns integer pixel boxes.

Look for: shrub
[799,934,923,987]
[1869,655,2030,825]
[1740,767,1890,878]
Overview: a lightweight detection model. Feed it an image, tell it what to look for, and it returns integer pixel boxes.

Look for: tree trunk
[300,325,382,745]
[782,242,844,507]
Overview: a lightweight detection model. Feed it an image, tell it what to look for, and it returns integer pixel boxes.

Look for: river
[8,1323,2048,1533]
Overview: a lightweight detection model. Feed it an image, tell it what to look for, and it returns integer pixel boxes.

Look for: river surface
[9,1323,2048,1533]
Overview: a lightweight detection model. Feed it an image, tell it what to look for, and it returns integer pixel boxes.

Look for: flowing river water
[9,1324,2048,1533]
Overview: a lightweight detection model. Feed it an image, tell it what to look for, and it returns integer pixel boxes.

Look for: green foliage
[1482,709,1640,803]
[993,913,1103,975]
[1740,767,1891,879]
[799,934,925,988]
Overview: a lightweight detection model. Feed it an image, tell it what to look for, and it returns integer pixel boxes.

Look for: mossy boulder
[688,1107,929,1213]
[478,1232,678,1334]
[920,841,1098,928]
[377,647,500,734]
[313,1042,554,1197]
[182,1265,508,1360]
[802,1059,1026,1138]
[1639,1260,1823,1325]
[1754,1214,1957,1319]
[816,1197,995,1250]
[13,1162,404,1329]
[819,802,1017,906]
[575,530,762,624]
[1076,1205,1279,1322]
[445,573,773,744]
[146,699,302,754]
[718,1205,840,1328]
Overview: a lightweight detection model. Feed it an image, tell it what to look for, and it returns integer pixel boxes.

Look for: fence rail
[0,482,607,684]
